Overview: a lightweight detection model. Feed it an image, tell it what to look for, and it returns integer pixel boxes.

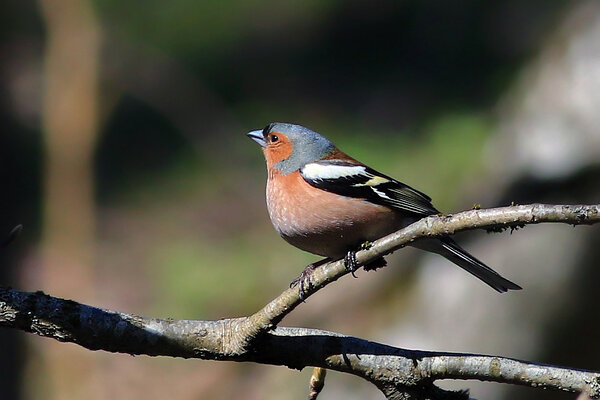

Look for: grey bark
[1,204,599,399]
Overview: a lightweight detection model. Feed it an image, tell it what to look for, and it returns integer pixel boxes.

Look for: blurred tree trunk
[32,0,100,399]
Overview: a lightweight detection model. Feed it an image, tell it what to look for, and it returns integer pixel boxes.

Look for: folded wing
[301,159,439,216]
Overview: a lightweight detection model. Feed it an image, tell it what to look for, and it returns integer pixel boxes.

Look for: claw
[290,258,330,300]
[344,251,359,277]
[290,265,314,300]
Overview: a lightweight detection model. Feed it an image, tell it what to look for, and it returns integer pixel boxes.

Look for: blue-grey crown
[265,123,335,175]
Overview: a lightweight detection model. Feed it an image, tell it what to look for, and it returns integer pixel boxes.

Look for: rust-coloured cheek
[263,140,293,168]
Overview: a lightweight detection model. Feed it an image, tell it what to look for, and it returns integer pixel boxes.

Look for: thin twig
[1,225,22,248]
[308,367,327,400]
[244,204,600,341]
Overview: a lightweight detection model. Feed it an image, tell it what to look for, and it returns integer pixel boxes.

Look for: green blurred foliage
[1,0,571,342]
[95,0,336,57]
[86,0,560,320]
[116,111,491,318]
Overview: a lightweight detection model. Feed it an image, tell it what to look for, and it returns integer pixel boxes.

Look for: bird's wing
[300,159,439,216]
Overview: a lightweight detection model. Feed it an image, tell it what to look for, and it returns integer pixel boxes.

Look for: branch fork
[1,203,599,399]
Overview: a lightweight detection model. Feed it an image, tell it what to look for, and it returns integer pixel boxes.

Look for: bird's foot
[344,251,359,277]
[290,264,315,300]
[363,257,387,272]
[290,258,330,300]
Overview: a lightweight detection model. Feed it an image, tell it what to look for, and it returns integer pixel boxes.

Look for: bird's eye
[269,134,279,143]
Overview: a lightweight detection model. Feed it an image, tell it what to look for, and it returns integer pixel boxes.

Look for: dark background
[1,1,599,399]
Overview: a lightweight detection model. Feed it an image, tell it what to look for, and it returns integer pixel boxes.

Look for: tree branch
[1,287,599,399]
[243,203,600,342]
[1,203,599,399]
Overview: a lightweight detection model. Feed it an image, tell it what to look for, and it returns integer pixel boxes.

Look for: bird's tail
[414,238,522,293]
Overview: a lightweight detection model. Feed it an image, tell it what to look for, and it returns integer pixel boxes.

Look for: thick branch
[0,287,599,399]
[1,203,599,399]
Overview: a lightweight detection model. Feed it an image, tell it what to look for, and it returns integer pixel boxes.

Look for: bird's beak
[246,129,267,147]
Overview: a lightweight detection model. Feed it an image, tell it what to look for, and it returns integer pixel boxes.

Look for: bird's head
[247,123,335,175]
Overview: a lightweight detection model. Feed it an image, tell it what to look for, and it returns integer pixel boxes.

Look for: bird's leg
[290,258,331,300]
[344,242,386,275]
[344,251,359,277]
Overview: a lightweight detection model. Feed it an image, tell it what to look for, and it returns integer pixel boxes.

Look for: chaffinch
[247,122,521,293]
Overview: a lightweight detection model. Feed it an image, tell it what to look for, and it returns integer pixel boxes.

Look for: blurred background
[1,0,599,399]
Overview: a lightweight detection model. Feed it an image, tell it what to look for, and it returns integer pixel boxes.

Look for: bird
[247,122,521,294]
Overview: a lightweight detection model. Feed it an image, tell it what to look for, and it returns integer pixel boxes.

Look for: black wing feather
[300,160,439,216]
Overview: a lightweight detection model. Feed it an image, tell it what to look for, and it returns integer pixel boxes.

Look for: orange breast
[266,171,407,258]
